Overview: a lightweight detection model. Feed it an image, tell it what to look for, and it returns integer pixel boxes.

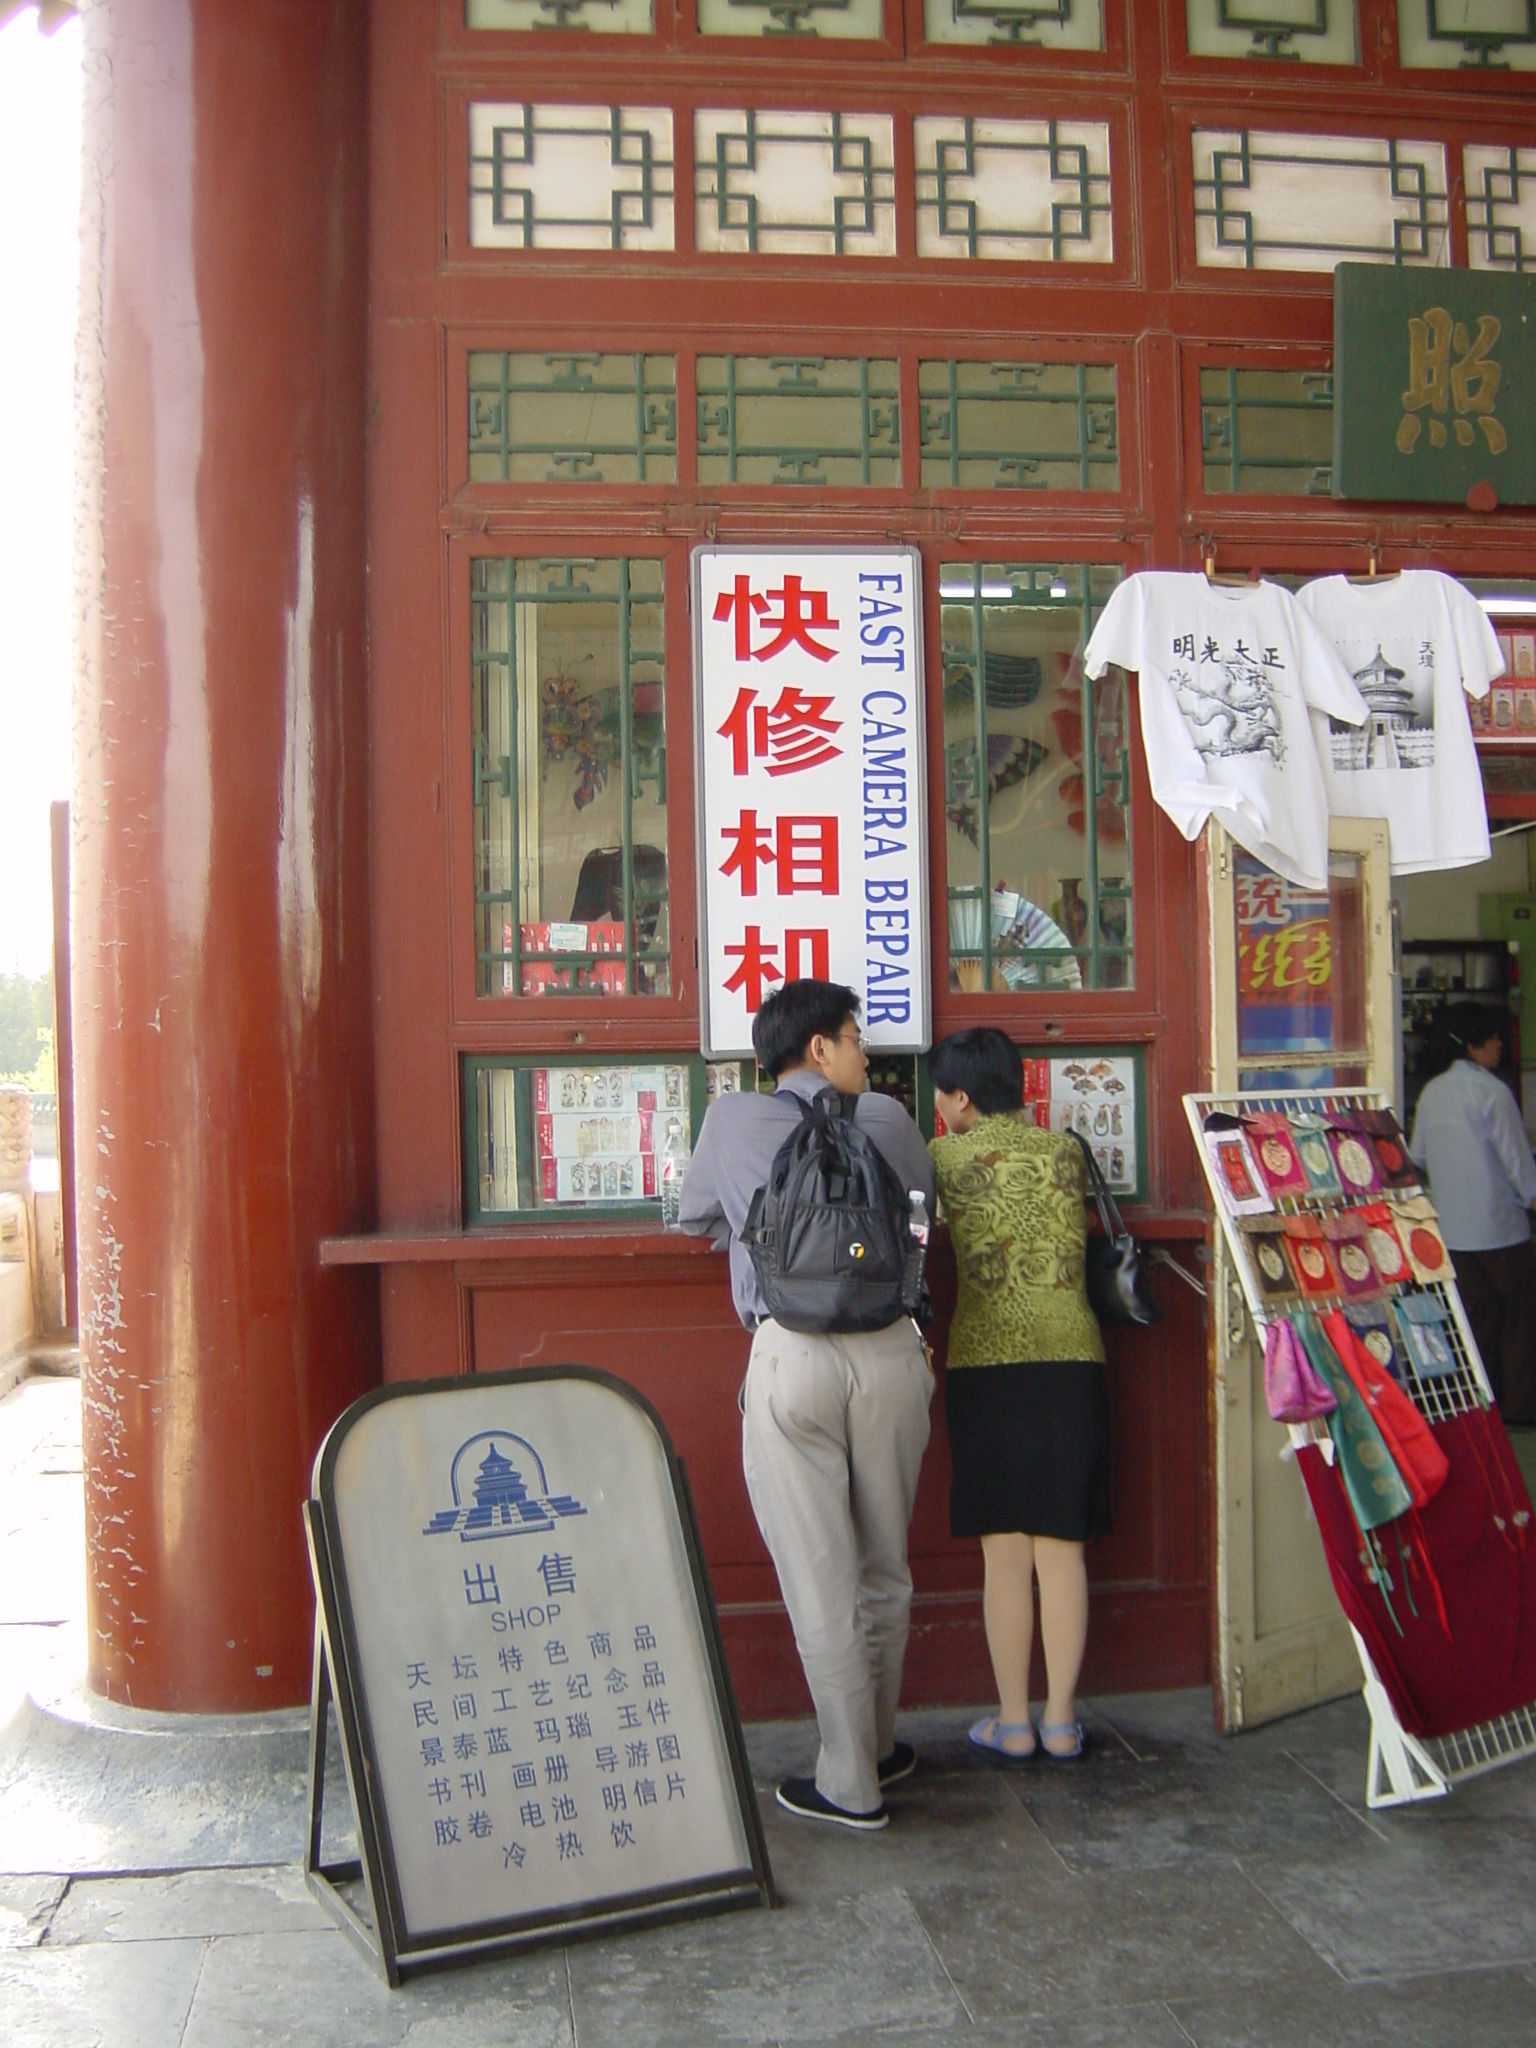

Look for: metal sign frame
[303,1366,776,1985]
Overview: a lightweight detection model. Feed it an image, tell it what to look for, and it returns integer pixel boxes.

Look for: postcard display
[1185,1088,1536,1807]
[304,1370,774,1983]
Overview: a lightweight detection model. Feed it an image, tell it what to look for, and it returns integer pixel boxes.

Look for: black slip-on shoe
[877,1741,917,1786]
[775,1776,890,1831]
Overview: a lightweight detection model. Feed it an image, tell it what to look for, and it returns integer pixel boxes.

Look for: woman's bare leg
[979,1531,1036,1750]
[1033,1536,1089,1752]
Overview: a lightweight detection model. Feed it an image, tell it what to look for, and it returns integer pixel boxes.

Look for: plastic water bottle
[903,1189,930,1304]
[660,1118,686,1230]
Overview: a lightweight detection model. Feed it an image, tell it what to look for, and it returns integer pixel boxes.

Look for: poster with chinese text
[692,548,929,1056]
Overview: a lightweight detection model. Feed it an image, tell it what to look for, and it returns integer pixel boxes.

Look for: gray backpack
[743,1091,921,1335]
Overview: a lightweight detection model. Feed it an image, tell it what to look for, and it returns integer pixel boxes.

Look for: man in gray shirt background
[680,980,936,1832]
[1409,1002,1536,1422]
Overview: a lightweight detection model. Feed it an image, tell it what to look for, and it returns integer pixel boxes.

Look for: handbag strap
[1070,1130,1129,1242]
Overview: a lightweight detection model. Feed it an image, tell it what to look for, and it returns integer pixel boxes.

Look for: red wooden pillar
[73,0,377,1709]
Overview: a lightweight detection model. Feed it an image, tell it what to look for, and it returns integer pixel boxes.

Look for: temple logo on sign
[422,1431,588,1542]
[1329,646,1435,772]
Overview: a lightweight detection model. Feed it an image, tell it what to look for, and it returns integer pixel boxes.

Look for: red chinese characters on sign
[721,927,831,1012]
[719,812,840,899]
[717,687,843,779]
[712,575,840,664]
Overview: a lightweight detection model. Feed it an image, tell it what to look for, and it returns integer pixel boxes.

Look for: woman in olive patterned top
[930,1029,1109,1764]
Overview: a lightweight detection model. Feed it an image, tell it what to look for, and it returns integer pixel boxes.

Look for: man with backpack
[680,980,936,1831]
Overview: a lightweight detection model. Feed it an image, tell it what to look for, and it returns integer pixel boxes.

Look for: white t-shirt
[1083,573,1365,890]
[1296,572,1504,875]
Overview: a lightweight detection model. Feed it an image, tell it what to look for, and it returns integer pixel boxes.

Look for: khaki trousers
[741,1316,933,1815]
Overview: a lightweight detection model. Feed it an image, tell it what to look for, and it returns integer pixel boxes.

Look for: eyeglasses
[835,1028,870,1052]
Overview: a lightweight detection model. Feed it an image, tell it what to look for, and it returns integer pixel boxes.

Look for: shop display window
[471,558,669,999]
[940,563,1131,994]
[1233,849,1369,1088]
[468,1054,752,1221]
[1200,367,1333,497]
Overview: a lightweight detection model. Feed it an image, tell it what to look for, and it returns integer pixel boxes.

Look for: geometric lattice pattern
[914,119,1113,263]
[1183,0,1360,62]
[1200,367,1334,495]
[696,0,885,34]
[469,103,675,250]
[919,362,1119,489]
[1192,130,1449,271]
[468,354,678,482]
[1396,0,1536,72]
[696,357,900,484]
[466,0,655,28]
[922,0,1105,48]
[695,109,897,255]
[1466,145,1536,272]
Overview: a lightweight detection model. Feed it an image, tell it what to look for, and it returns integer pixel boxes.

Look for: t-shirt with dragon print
[931,1116,1106,1369]
[1084,572,1366,890]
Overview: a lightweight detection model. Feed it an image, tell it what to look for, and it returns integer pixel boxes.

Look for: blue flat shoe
[968,1716,1037,1762]
[1039,1719,1088,1763]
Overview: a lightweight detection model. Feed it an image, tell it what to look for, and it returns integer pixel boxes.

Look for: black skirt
[945,1358,1112,1542]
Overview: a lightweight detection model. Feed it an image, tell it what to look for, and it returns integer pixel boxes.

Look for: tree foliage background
[0,971,54,1087]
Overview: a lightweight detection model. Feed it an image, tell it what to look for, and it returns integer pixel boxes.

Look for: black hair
[1446,1002,1507,1059]
[752,979,862,1079]
[930,1027,1024,1117]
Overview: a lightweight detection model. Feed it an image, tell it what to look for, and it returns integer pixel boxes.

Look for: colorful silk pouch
[1240,1216,1296,1305]
[1202,1129,1274,1217]
[1283,1216,1339,1300]
[1289,1116,1341,1197]
[1396,1198,1455,1285]
[1323,1213,1385,1302]
[1392,1292,1459,1380]
[1264,1316,1338,1424]
[1327,1119,1383,1198]
[1243,1112,1310,1199]
[1344,1301,1409,1385]
[1357,1203,1413,1290]
[1358,1108,1420,1192]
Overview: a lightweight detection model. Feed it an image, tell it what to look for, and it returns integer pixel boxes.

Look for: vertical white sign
[692,547,930,1057]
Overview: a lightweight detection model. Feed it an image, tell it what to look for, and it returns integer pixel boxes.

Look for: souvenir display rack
[1185,1086,1536,1809]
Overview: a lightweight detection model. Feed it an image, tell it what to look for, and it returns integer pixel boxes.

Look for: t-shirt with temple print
[1083,572,1366,891]
[1297,571,1504,875]
[930,1115,1105,1369]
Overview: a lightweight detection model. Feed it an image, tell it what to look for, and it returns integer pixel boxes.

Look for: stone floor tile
[1171,1964,1536,2046]
[912,1859,1335,2022]
[758,1767,1061,1901]
[1238,1814,1536,1980]
[0,1873,67,1949]
[0,1934,205,2048]
[1014,1742,1378,1874]
[809,2003,1194,2048]
[567,1883,965,2046]
[48,1863,331,1944]
[179,1927,574,2048]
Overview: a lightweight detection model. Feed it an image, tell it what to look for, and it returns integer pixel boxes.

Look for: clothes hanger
[1346,541,1402,586]
[1201,541,1257,588]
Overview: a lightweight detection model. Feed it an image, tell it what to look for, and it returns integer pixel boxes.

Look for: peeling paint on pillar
[72,0,378,1711]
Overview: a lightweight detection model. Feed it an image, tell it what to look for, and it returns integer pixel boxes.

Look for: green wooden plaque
[1333,263,1536,508]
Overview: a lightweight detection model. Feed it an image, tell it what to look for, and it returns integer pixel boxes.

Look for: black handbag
[1070,1132,1163,1328]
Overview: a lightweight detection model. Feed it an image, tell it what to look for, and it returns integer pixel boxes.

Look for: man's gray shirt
[1408,1057,1536,1251]
[679,1068,936,1329]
